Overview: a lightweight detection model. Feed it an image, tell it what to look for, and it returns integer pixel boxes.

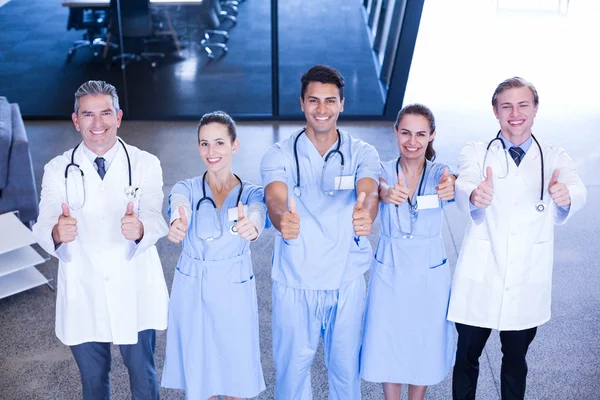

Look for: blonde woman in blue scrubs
[361,104,456,400]
[161,111,266,400]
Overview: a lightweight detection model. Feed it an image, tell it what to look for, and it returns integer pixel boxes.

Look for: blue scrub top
[377,159,454,267]
[260,129,380,290]
[168,177,266,261]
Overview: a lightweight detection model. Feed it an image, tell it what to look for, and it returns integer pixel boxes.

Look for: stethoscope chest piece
[293,186,302,197]
[124,186,137,199]
[230,224,239,235]
[535,201,546,213]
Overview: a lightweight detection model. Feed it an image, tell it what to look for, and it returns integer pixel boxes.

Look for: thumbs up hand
[548,168,571,207]
[52,203,78,245]
[280,196,300,240]
[234,202,259,241]
[436,167,456,200]
[387,170,410,205]
[121,201,144,241]
[353,191,372,236]
[168,205,189,244]
[470,166,494,208]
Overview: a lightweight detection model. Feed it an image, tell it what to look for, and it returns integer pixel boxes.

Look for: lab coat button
[515,172,519,176]
[505,287,510,292]
[511,231,516,236]
[508,260,512,264]
[99,184,104,191]
[105,276,110,281]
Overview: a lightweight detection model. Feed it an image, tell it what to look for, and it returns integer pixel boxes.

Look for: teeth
[315,116,328,121]
[208,158,220,162]
[91,130,106,134]
[509,121,523,126]
[405,147,419,152]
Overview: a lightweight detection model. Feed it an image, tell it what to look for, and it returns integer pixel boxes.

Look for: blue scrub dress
[161,177,266,400]
[360,159,455,386]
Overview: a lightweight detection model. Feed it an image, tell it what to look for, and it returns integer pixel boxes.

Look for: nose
[317,102,327,115]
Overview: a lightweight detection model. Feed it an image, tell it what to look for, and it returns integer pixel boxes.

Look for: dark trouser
[70,329,158,400]
[452,323,537,400]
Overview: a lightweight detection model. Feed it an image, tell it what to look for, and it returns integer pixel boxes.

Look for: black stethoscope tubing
[293,128,344,195]
[395,156,427,212]
[65,138,132,187]
[486,131,545,211]
[196,171,243,212]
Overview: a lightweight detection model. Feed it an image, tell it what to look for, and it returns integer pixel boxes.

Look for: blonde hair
[491,77,539,108]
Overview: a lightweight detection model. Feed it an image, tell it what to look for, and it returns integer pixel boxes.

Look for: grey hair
[73,80,120,114]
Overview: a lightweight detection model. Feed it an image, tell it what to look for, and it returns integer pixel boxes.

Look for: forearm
[264,181,290,233]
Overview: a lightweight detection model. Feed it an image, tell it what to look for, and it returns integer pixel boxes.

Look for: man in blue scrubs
[261,65,380,399]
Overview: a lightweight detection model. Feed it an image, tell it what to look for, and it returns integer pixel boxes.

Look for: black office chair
[189,0,231,59]
[109,0,165,68]
[66,8,116,60]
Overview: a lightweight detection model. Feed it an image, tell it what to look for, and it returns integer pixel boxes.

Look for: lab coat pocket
[428,239,448,269]
[371,255,394,288]
[527,240,553,284]
[456,238,489,282]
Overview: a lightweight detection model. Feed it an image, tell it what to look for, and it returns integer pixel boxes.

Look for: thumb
[125,202,134,216]
[237,201,245,220]
[549,168,560,187]
[397,169,405,187]
[178,205,187,224]
[440,167,449,183]
[354,191,366,210]
[61,203,70,217]
[289,196,297,214]
[485,166,493,186]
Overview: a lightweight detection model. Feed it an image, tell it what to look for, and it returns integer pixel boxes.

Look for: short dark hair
[197,111,237,143]
[300,65,345,100]
[394,104,437,161]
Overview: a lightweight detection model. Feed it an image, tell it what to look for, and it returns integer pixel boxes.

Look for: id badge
[416,194,440,210]
[228,205,248,221]
[334,175,355,190]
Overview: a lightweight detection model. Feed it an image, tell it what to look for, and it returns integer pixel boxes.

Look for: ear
[232,139,240,154]
[339,97,345,113]
[299,96,305,112]
[429,130,436,142]
[492,105,500,120]
[533,104,538,117]
[116,109,123,128]
[72,113,80,131]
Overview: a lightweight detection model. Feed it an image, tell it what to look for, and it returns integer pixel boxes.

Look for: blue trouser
[70,329,158,400]
[272,276,366,400]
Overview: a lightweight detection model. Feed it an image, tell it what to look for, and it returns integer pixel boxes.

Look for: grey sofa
[0,97,39,225]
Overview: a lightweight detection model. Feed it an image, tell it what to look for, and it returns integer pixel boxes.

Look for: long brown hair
[394,104,436,161]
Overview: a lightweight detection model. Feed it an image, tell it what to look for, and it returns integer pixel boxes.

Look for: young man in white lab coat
[33,80,169,400]
[448,77,587,400]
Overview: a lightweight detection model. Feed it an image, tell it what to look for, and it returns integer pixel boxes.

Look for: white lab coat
[448,138,586,331]
[33,140,169,346]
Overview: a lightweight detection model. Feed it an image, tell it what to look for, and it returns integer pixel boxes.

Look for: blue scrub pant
[70,329,159,400]
[272,276,366,400]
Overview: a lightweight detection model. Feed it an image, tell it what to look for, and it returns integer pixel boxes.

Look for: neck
[400,156,424,177]
[502,131,531,146]
[206,169,235,192]
[304,126,338,156]
[84,139,117,156]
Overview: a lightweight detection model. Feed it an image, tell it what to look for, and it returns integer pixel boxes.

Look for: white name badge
[334,175,355,190]
[416,195,440,210]
[228,205,248,221]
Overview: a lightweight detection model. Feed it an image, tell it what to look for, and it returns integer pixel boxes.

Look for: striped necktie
[94,157,106,179]
[509,147,525,167]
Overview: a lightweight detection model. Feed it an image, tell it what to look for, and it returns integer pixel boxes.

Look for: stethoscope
[483,131,545,213]
[395,156,427,214]
[293,128,345,197]
[197,171,243,235]
[64,138,137,208]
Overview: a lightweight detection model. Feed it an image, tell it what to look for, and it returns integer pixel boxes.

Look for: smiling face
[493,86,538,145]
[395,114,435,161]
[72,94,122,155]
[198,122,239,172]
[300,82,344,136]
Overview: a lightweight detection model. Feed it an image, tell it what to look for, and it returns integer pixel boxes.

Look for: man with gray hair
[33,80,169,400]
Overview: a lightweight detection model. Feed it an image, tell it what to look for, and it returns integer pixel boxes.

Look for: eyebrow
[81,109,113,114]
[308,96,338,101]
[400,128,427,134]
[199,137,226,141]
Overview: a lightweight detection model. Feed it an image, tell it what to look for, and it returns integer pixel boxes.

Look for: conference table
[62,0,203,7]
[61,0,205,52]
